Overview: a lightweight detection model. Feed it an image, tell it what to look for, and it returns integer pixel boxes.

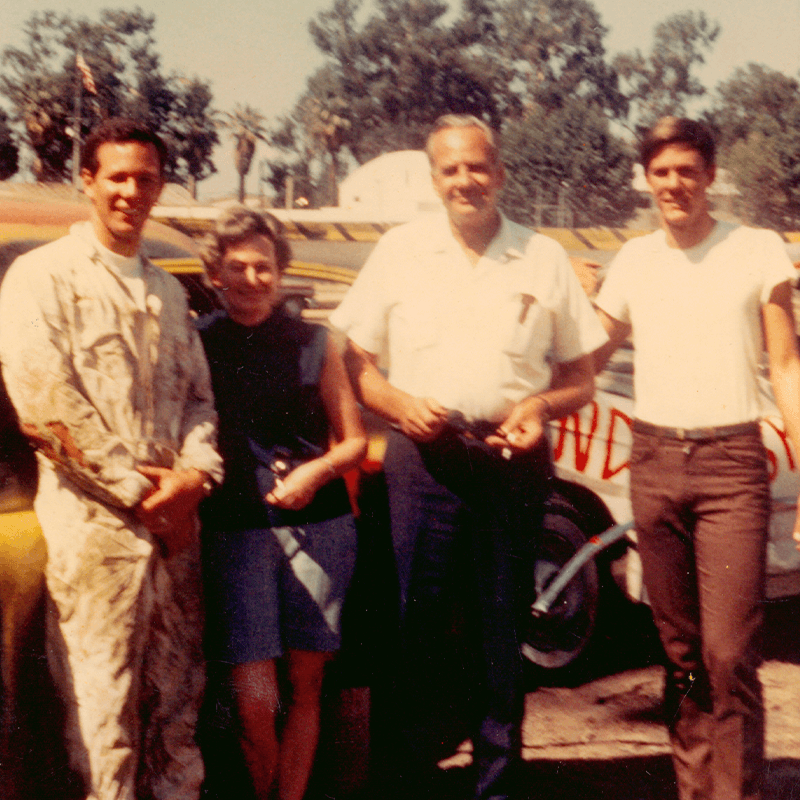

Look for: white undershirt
[93,237,146,309]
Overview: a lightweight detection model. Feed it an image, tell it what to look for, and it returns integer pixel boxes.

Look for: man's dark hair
[81,117,168,177]
[639,117,716,171]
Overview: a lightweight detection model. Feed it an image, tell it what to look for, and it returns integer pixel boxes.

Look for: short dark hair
[425,114,501,165]
[200,206,292,277]
[81,117,168,177]
[639,117,716,171]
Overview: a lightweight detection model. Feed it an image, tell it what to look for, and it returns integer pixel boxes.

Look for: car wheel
[520,510,600,672]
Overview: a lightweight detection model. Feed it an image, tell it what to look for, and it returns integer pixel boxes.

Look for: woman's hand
[265,459,331,510]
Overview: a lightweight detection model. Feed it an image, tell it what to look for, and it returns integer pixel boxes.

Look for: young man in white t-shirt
[595,117,800,800]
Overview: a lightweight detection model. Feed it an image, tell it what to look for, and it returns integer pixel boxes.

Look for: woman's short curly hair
[200,206,292,277]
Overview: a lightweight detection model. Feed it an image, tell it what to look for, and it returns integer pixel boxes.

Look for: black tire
[520,510,600,672]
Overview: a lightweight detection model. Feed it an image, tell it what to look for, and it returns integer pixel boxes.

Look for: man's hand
[266,459,330,510]
[135,466,208,556]
[343,340,448,442]
[485,396,549,454]
[396,396,449,442]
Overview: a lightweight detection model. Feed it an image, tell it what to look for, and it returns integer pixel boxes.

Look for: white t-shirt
[93,237,147,309]
[330,213,607,423]
[596,221,796,428]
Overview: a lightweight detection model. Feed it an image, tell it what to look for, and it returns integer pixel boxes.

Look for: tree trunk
[328,150,339,207]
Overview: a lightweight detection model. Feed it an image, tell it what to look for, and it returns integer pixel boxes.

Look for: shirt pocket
[502,291,547,360]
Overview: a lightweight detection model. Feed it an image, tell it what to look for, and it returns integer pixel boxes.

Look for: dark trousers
[630,428,770,800]
[372,429,551,800]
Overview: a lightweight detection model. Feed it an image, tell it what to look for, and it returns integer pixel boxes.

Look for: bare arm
[569,256,602,297]
[267,336,367,510]
[593,307,632,374]
[485,354,595,453]
[342,339,448,441]
[762,281,800,548]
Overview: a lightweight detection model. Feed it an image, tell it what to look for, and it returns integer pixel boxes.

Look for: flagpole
[72,52,83,197]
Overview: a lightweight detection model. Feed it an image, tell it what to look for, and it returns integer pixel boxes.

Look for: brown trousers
[630,428,770,800]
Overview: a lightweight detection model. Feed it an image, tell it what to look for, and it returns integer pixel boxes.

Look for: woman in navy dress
[197,207,366,800]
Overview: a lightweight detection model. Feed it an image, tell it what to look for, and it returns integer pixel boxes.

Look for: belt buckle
[675,427,687,441]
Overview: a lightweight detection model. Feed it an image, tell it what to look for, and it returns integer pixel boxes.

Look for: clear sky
[2,0,799,199]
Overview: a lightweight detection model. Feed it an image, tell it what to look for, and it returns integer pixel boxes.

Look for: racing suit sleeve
[175,323,224,486]
[0,257,155,509]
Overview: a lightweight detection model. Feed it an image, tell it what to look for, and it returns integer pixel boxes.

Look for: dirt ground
[308,596,800,800]
[8,595,800,799]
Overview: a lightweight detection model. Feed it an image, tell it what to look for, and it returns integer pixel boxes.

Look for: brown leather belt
[632,419,760,442]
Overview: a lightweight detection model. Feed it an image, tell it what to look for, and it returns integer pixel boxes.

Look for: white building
[338,150,442,218]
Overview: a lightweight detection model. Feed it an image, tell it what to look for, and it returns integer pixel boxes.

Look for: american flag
[76,53,97,95]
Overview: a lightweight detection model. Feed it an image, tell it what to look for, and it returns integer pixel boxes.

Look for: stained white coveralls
[0,222,223,800]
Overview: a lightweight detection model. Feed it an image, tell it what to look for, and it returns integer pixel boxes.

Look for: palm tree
[297,94,350,206]
[294,67,352,206]
[224,104,267,203]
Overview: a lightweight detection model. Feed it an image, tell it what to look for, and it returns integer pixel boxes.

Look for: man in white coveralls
[0,118,223,800]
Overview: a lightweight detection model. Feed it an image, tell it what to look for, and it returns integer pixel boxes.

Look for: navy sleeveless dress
[197,308,356,663]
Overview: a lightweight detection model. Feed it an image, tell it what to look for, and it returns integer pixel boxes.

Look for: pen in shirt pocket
[518,293,536,323]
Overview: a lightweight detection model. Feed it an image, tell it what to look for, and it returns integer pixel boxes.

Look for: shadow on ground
[7,555,800,799]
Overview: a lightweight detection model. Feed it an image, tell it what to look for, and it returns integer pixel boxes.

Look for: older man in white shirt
[331,113,606,800]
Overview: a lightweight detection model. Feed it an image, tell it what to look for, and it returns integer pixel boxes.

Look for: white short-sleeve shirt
[330,213,607,423]
[595,221,796,428]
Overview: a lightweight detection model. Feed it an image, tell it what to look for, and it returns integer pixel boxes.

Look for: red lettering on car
[602,406,632,479]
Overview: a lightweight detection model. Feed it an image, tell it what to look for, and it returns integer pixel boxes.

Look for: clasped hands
[396,394,549,454]
[135,466,208,556]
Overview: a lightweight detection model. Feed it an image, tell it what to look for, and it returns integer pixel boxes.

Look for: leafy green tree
[724,133,787,229]
[458,0,626,119]
[307,0,497,163]
[614,11,720,133]
[500,98,639,227]
[263,158,315,208]
[279,0,637,224]
[293,67,352,205]
[0,8,217,188]
[708,64,800,229]
[224,104,267,203]
[0,108,19,180]
[166,79,219,199]
[303,0,628,161]
[1,11,76,181]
